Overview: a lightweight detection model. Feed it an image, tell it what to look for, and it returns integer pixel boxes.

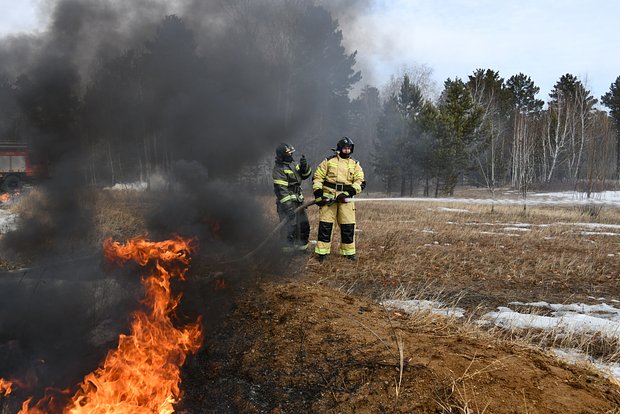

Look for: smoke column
[0,0,368,404]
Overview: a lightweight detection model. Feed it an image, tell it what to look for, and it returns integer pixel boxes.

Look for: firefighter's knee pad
[318,221,334,243]
[340,223,355,244]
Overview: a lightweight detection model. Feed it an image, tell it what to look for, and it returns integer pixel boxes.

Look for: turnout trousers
[315,201,356,256]
[277,201,310,252]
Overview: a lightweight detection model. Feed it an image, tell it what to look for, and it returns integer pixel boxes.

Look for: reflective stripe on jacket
[273,159,312,204]
[312,154,364,197]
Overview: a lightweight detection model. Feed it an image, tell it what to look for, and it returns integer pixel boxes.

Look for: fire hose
[235,198,318,262]
[232,197,351,263]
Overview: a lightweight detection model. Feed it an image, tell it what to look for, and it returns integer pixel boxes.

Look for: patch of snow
[508,301,620,320]
[553,348,620,382]
[581,231,620,237]
[382,299,465,318]
[479,231,521,237]
[481,305,620,338]
[0,209,18,234]
[355,191,620,208]
[103,181,148,191]
[436,207,470,213]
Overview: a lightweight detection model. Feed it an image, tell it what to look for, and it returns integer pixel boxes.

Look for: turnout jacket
[313,154,364,199]
[273,159,312,204]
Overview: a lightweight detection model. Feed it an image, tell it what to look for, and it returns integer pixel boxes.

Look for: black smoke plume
[0,0,362,405]
[0,0,361,258]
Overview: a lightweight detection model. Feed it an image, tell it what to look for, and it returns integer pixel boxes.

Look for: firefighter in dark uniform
[272,143,312,253]
[313,137,365,261]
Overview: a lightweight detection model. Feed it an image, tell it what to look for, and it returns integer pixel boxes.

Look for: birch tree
[505,73,543,202]
[543,74,596,182]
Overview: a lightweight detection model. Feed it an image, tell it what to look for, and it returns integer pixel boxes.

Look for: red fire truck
[0,142,45,193]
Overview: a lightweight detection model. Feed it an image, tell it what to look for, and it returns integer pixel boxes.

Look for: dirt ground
[178,275,620,413]
[175,194,620,413]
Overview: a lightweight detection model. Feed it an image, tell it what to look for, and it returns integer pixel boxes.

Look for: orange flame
[0,378,13,396]
[0,193,10,203]
[12,235,203,414]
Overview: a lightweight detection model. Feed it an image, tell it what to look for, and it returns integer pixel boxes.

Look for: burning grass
[1,235,202,413]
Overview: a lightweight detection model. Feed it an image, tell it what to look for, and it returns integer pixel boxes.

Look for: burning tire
[1,174,22,193]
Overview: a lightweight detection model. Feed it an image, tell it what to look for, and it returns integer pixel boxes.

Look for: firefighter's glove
[336,193,348,203]
[314,188,327,206]
[361,180,367,191]
[343,185,357,196]
[299,154,309,172]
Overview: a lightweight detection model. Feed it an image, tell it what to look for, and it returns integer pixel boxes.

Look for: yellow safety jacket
[313,154,364,199]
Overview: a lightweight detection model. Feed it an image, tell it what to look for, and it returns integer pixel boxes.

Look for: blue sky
[1,0,618,103]
[341,0,620,102]
[0,0,40,36]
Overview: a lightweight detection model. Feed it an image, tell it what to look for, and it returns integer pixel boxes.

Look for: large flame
[4,235,203,414]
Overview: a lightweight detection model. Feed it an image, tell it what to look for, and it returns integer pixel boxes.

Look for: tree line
[370,70,620,198]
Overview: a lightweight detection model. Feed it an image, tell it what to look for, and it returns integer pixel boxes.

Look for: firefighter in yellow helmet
[273,143,312,253]
[312,137,365,262]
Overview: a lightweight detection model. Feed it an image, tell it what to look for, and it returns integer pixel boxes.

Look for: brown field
[3,188,620,413]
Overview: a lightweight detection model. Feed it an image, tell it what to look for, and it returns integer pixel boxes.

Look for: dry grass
[8,187,149,246]
[301,192,620,370]
[6,187,620,385]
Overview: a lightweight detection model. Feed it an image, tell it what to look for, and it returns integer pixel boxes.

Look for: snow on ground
[382,299,465,318]
[355,190,620,207]
[483,301,620,381]
[0,209,18,234]
[401,192,620,375]
[103,181,148,191]
[481,303,620,339]
[385,297,620,382]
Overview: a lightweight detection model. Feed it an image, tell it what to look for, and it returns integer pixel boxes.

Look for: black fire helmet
[275,142,295,160]
[335,137,354,154]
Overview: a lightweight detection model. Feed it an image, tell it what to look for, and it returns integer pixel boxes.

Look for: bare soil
[178,277,620,413]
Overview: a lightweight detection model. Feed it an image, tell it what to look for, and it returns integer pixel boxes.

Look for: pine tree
[350,85,381,170]
[506,73,544,114]
[601,75,620,176]
[374,96,404,194]
[433,78,484,195]
[466,69,512,198]
[373,75,426,195]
